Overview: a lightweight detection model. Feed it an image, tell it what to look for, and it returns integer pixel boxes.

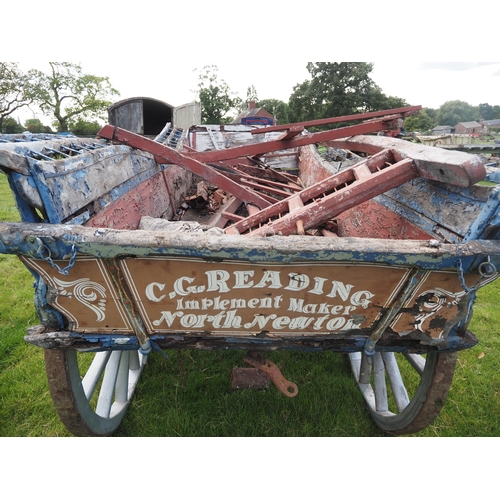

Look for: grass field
[1,172,500,437]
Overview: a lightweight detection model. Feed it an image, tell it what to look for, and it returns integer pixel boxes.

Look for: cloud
[417,62,500,71]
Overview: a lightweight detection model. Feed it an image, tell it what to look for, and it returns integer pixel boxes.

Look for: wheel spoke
[96,351,122,418]
[358,351,372,384]
[349,352,377,410]
[129,349,141,371]
[82,351,111,401]
[403,353,425,376]
[45,348,147,436]
[373,353,388,412]
[349,348,457,435]
[114,351,130,404]
[381,352,410,412]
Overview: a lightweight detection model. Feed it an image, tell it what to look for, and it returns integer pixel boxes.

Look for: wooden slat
[98,125,272,210]
[225,149,393,235]
[250,105,422,135]
[277,125,304,140]
[188,116,405,164]
[239,178,296,198]
[207,196,242,228]
[246,157,417,237]
[327,134,487,187]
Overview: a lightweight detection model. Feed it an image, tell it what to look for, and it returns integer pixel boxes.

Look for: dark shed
[108,97,174,136]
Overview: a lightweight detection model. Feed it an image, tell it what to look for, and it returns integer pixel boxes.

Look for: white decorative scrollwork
[414,287,466,332]
[53,277,107,322]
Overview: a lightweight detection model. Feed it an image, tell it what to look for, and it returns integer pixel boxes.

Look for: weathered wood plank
[2,221,499,271]
[225,149,393,235]
[0,149,30,175]
[186,116,405,164]
[327,135,487,187]
[98,125,272,210]
[250,105,422,135]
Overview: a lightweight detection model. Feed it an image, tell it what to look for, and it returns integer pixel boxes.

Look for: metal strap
[456,257,498,293]
[35,238,77,276]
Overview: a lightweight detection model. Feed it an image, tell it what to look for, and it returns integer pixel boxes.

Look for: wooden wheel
[349,350,457,435]
[44,348,147,436]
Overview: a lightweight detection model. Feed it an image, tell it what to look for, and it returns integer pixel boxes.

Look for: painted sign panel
[22,256,483,339]
[120,257,411,336]
[391,269,481,339]
[22,257,134,332]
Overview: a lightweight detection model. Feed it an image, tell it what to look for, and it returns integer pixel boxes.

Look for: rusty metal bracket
[244,351,298,397]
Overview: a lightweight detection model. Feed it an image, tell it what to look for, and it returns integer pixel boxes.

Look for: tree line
[0,62,118,135]
[2,62,499,136]
[198,63,500,133]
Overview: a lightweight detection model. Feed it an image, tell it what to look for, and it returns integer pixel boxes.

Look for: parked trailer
[1,106,499,436]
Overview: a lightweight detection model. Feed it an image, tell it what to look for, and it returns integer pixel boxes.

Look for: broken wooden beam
[250,105,423,135]
[188,113,417,164]
[97,125,272,209]
[207,196,243,228]
[240,156,418,237]
[225,148,395,235]
[326,135,487,187]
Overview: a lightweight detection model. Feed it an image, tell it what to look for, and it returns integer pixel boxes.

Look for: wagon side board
[1,221,498,353]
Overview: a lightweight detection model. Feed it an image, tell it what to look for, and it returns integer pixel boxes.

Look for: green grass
[1,172,500,437]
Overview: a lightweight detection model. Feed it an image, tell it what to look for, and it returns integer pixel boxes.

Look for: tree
[196,65,242,124]
[288,62,404,124]
[1,117,24,134]
[436,100,476,126]
[30,62,119,132]
[404,109,435,133]
[257,98,290,125]
[0,62,35,132]
[69,118,102,136]
[24,118,53,134]
[479,103,496,120]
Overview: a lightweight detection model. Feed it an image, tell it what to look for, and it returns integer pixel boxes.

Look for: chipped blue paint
[2,132,500,357]
[6,172,42,223]
[464,185,500,241]
[377,178,493,242]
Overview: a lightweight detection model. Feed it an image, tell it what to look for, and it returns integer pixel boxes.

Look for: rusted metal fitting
[243,351,298,397]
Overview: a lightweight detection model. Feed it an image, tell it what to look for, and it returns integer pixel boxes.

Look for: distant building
[482,119,500,131]
[431,125,454,135]
[455,121,482,134]
[232,100,275,126]
[108,97,201,136]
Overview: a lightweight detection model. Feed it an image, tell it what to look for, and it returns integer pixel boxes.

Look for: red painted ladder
[224,149,418,236]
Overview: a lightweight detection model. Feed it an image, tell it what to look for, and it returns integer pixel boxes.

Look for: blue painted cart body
[1,124,499,436]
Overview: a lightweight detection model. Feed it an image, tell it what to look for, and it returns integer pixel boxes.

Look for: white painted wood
[382,352,410,412]
[373,353,388,412]
[96,351,122,418]
[82,351,111,401]
[114,351,130,404]
[359,351,372,384]
[129,350,141,371]
[404,353,426,377]
[349,353,377,411]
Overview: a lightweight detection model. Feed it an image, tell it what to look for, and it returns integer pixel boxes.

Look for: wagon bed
[1,106,500,436]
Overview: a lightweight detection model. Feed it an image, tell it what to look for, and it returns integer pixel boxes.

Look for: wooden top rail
[250,105,423,135]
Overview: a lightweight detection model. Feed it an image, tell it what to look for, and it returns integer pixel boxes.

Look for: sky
[12,61,500,125]
[4,1,498,125]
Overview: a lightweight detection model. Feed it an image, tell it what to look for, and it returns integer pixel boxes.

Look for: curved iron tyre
[349,350,457,435]
[45,348,147,436]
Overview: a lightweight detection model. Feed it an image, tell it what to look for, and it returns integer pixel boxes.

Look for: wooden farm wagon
[1,105,499,435]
